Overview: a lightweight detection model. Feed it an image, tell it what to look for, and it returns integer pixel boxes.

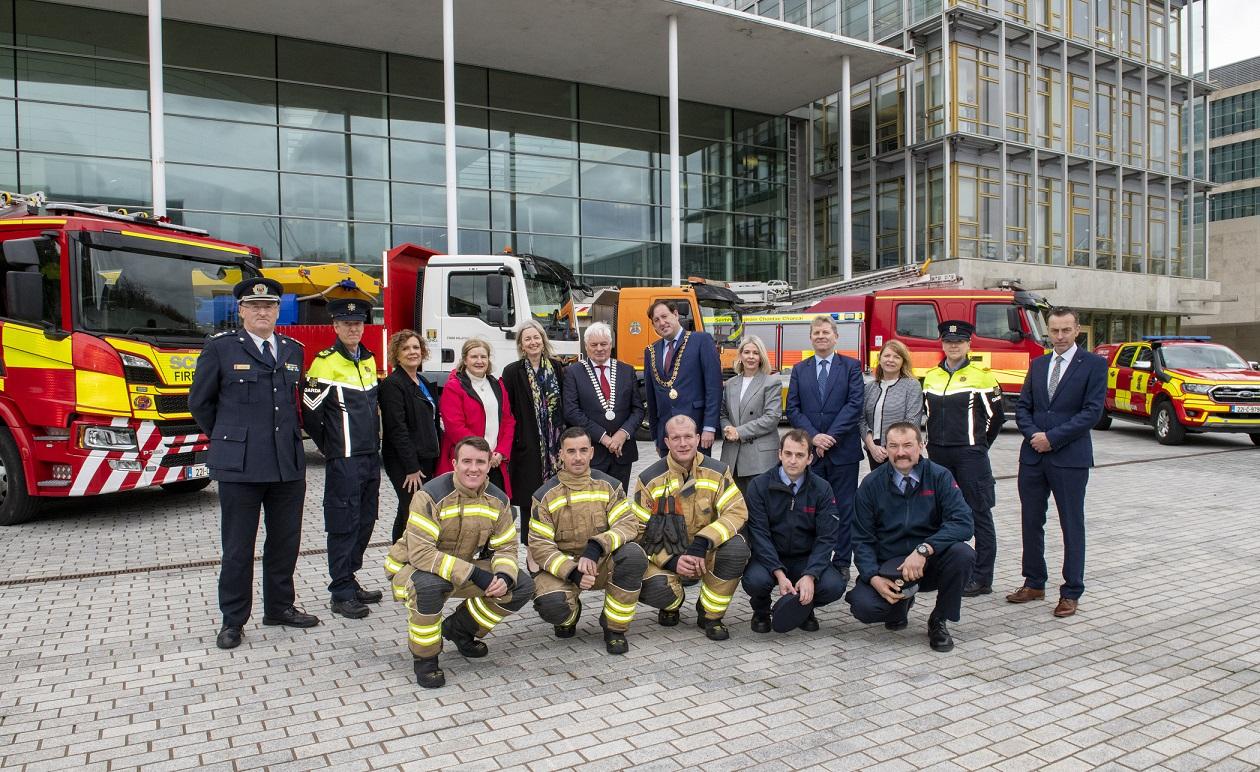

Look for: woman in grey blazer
[861,339,923,470]
[720,335,783,491]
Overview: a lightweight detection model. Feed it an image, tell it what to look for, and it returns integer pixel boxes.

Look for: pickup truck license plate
[186,464,210,479]
[1231,405,1260,414]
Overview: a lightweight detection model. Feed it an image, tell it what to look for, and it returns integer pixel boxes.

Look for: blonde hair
[514,319,556,360]
[733,335,772,375]
[457,338,493,374]
[875,339,915,381]
[387,329,428,368]
[810,314,838,333]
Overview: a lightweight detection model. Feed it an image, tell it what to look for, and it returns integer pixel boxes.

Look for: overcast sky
[1208,0,1260,69]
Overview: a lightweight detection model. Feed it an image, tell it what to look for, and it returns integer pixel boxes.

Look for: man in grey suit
[720,335,783,491]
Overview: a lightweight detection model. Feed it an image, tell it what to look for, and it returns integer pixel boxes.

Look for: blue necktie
[817,358,829,401]
[261,339,276,369]
[898,475,909,494]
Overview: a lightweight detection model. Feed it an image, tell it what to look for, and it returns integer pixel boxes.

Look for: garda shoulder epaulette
[280,334,303,348]
[209,329,234,340]
[316,347,336,358]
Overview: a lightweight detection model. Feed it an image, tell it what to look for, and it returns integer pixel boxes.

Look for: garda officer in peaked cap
[302,297,384,621]
[190,277,319,650]
[921,319,1004,599]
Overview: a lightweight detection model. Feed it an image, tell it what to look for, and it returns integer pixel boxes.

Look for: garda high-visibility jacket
[302,340,380,458]
[632,453,747,566]
[528,469,640,580]
[922,360,1005,447]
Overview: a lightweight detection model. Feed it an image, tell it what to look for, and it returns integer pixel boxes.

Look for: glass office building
[0,0,791,286]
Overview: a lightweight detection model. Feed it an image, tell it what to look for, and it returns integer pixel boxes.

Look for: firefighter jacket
[302,340,380,458]
[384,472,519,600]
[632,453,747,568]
[922,360,1005,447]
[528,469,640,581]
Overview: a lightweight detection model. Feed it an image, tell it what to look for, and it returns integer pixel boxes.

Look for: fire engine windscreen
[1160,344,1248,371]
[76,244,244,340]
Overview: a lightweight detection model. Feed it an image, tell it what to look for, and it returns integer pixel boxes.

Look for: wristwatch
[915,543,931,558]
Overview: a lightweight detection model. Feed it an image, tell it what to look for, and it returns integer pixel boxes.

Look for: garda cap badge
[253,283,266,295]
[949,324,957,333]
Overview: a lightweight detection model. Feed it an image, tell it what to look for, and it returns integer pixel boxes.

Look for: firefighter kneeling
[529,428,647,654]
[384,436,534,689]
[635,415,750,641]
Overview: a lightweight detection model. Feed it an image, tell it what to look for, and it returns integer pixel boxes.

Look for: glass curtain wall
[0,0,788,283]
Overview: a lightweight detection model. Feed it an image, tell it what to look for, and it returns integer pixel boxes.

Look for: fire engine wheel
[0,428,42,526]
[1153,401,1186,446]
[160,478,213,495]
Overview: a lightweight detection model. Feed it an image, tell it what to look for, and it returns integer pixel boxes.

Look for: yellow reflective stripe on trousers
[489,526,518,547]
[545,553,569,576]
[409,621,442,646]
[529,519,556,539]
[384,556,405,575]
[392,584,408,600]
[437,554,456,580]
[603,595,636,623]
[716,484,739,509]
[607,499,630,524]
[408,512,440,539]
[467,597,503,628]
[700,583,733,613]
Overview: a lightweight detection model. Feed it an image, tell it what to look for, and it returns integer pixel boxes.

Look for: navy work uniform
[302,298,382,619]
[921,320,1004,596]
[190,277,318,649]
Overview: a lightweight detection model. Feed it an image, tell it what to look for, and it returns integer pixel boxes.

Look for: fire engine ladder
[0,190,47,218]
[783,264,962,306]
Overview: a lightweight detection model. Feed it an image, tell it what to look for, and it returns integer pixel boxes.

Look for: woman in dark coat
[501,320,565,572]
[379,330,442,542]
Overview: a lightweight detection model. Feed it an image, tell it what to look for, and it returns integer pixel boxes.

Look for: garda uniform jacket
[302,340,381,458]
[744,465,841,580]
[384,472,519,600]
[528,469,640,580]
[632,453,747,567]
[922,360,1005,447]
[189,328,305,483]
[851,457,974,585]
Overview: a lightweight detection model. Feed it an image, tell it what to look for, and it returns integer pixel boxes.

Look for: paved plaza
[1,425,1259,771]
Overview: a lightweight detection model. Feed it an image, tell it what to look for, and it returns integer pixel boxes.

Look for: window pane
[489,110,577,158]
[578,83,658,130]
[280,218,389,263]
[488,70,574,118]
[388,54,487,105]
[489,152,577,196]
[582,200,659,241]
[164,20,275,77]
[389,96,487,146]
[390,139,444,185]
[391,224,448,252]
[894,303,940,339]
[391,182,445,227]
[15,52,146,110]
[281,173,389,221]
[580,162,653,203]
[171,210,281,259]
[19,151,149,205]
[581,238,667,280]
[167,115,277,169]
[164,69,276,123]
[579,123,659,165]
[448,272,515,325]
[975,304,1016,339]
[19,102,148,158]
[513,234,578,268]
[0,149,17,189]
[280,128,387,178]
[279,82,386,135]
[167,164,278,215]
[16,1,145,61]
[672,101,728,141]
[277,37,384,91]
[458,188,489,229]
[494,193,578,235]
[0,99,13,148]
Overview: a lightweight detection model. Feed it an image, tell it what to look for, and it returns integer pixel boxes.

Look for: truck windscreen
[76,244,244,340]
[524,274,578,341]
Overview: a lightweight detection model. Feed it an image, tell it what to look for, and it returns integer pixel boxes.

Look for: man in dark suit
[643,299,723,456]
[190,277,319,650]
[1008,306,1107,618]
[562,321,645,490]
[785,314,865,575]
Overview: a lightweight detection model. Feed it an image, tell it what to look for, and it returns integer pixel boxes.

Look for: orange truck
[0,193,259,525]
[1093,336,1260,445]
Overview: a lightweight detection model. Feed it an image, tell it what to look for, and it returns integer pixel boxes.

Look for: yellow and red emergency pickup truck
[1094,336,1260,446]
[0,193,259,525]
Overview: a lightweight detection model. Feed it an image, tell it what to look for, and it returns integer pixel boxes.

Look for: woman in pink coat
[436,338,516,497]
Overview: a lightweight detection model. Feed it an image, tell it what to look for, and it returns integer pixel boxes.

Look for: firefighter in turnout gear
[302,298,384,620]
[922,319,1005,598]
[529,428,647,654]
[383,436,534,689]
[634,415,750,641]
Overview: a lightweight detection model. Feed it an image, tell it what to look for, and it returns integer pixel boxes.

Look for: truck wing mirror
[5,271,45,322]
[1249,360,1259,371]
[486,273,505,308]
[2,236,50,269]
[487,307,506,326]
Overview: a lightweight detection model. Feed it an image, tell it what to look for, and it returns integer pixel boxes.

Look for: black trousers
[324,455,381,601]
[742,558,848,615]
[846,542,976,625]
[387,459,438,543]
[817,459,858,574]
[218,478,305,627]
[591,455,633,493]
[927,444,997,586]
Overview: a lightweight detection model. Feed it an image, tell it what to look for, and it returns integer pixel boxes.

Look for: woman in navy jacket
[379,330,442,542]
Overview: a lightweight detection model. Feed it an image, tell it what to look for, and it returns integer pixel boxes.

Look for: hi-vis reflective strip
[0,218,66,226]
[693,479,720,494]
[716,485,739,509]
[409,621,442,646]
[545,553,569,576]
[492,557,518,574]
[649,480,680,498]
[467,597,503,629]
[605,530,623,552]
[603,596,637,624]
[440,504,499,520]
[392,584,408,600]
[384,556,405,575]
[408,512,440,539]
[489,526,517,547]
[529,519,556,539]
[631,502,652,522]
[120,229,252,255]
[607,499,630,524]
[707,519,733,543]
[700,584,733,613]
[437,554,456,580]
[547,490,611,512]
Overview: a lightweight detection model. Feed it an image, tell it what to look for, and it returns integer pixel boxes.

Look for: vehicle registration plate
[1231,405,1260,414]
[186,464,210,479]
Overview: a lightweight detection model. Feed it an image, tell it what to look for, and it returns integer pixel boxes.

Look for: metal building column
[669,14,682,285]
[840,54,852,281]
[443,0,459,254]
[147,0,166,217]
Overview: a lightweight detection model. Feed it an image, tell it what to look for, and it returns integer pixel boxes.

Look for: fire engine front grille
[160,450,207,468]
[155,394,190,414]
[1211,386,1260,404]
[156,422,201,437]
[124,365,160,385]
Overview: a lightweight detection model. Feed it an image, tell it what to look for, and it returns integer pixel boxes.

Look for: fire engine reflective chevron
[301,340,379,458]
[922,361,1005,447]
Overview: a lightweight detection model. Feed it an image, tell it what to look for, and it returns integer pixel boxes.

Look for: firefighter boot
[696,598,730,641]
[599,613,629,655]
[413,656,445,689]
[442,604,488,658]
[555,598,580,639]
[658,608,680,627]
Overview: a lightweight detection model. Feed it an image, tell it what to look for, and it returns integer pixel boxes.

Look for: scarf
[526,358,562,479]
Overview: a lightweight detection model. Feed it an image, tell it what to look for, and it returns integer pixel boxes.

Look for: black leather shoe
[750,613,771,634]
[414,657,445,689]
[216,625,242,649]
[262,607,320,628]
[961,582,992,598]
[658,609,680,627]
[355,587,383,604]
[928,615,954,652]
[885,597,913,630]
[331,598,371,619]
[799,612,820,632]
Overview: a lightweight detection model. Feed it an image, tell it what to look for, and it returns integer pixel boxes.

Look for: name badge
[285,363,300,371]
[233,364,251,370]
